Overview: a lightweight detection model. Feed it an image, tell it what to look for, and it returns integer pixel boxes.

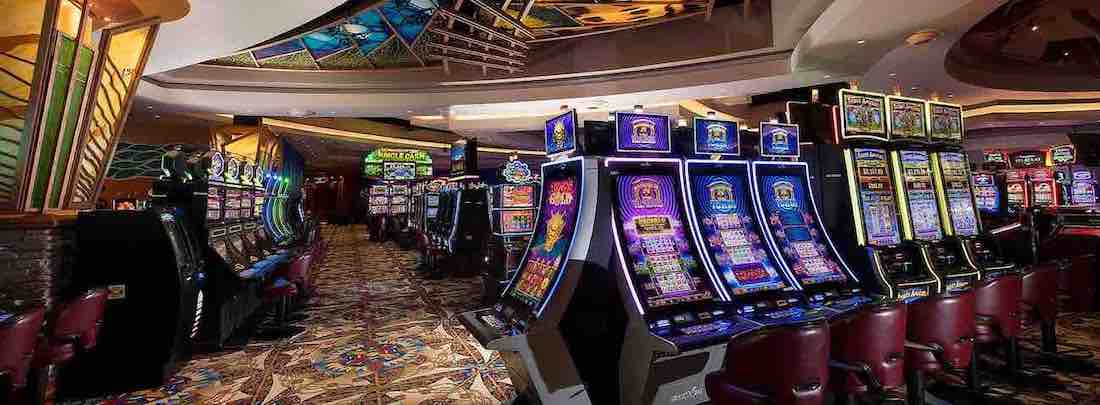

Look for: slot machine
[459,109,603,404]
[485,158,539,302]
[972,173,1003,221]
[63,150,203,395]
[1028,166,1057,208]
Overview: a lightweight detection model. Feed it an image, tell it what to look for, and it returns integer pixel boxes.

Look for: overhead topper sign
[365,149,432,164]
[1049,144,1076,166]
[1010,150,1045,169]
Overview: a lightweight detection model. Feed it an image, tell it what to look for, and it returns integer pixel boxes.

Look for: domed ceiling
[946,0,1100,91]
[199,0,732,73]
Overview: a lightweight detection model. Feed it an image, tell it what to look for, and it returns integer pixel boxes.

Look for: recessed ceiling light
[1064,51,1070,56]
[857,39,866,45]
[154,114,161,119]
[824,74,832,79]
[910,86,919,91]
[888,73,897,77]
[1031,25,1039,31]
[946,93,954,98]
[146,105,153,110]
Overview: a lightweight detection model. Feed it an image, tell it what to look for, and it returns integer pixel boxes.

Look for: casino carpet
[66,225,513,404]
[62,225,1100,404]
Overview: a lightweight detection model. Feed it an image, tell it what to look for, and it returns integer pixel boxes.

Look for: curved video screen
[615,174,713,309]
[897,150,943,241]
[852,148,902,246]
[755,166,848,286]
[937,152,979,236]
[690,170,787,296]
[507,160,583,312]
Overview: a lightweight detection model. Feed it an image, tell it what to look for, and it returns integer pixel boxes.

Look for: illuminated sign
[545,110,577,156]
[759,122,800,158]
[839,89,888,141]
[1010,150,1045,169]
[615,112,671,153]
[1050,144,1076,166]
[693,118,740,156]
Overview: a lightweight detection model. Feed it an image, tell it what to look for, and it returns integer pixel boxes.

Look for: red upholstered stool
[1061,255,1097,312]
[829,303,906,401]
[707,321,830,405]
[974,275,1022,345]
[287,254,313,299]
[0,308,45,403]
[905,292,976,379]
[1021,264,1059,351]
[49,289,108,354]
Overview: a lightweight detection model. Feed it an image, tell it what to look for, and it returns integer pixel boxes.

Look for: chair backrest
[288,255,312,282]
[0,308,46,389]
[52,289,108,350]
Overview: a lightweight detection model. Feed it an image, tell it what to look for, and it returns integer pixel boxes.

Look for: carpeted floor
[71,225,513,404]
[66,225,1100,404]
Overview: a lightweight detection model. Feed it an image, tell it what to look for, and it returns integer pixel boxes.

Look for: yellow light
[929,152,954,236]
[889,150,914,240]
[842,150,867,246]
[963,101,1100,118]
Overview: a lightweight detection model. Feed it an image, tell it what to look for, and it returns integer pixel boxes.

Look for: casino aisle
[65,225,513,404]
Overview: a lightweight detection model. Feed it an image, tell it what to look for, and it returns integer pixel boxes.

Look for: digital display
[928,102,964,143]
[370,196,389,205]
[369,205,389,215]
[690,173,786,295]
[426,207,439,218]
[207,186,223,221]
[225,189,241,209]
[426,194,440,206]
[224,208,239,220]
[972,174,1001,214]
[615,175,713,309]
[545,110,577,156]
[390,204,408,214]
[501,184,535,208]
[693,118,739,156]
[757,172,848,285]
[759,122,800,158]
[450,139,477,174]
[384,162,416,181]
[1010,150,1045,169]
[391,195,408,205]
[887,97,927,141]
[1050,145,1076,165]
[839,90,887,140]
[1072,168,1097,206]
[937,152,979,236]
[390,185,409,195]
[509,163,582,310]
[370,185,388,195]
[500,209,536,234]
[898,150,943,241]
[254,196,265,218]
[851,149,901,246]
[615,112,671,153]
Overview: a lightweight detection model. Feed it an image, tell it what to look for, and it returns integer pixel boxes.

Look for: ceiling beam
[427,43,526,65]
[436,8,530,49]
[465,0,536,38]
[429,27,526,56]
[432,54,525,73]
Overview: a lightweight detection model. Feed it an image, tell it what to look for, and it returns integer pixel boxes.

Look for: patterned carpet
[69,225,513,404]
[64,225,1100,404]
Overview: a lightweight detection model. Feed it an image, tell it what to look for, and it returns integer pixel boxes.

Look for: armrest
[904,341,943,353]
[828,360,882,391]
[706,372,771,403]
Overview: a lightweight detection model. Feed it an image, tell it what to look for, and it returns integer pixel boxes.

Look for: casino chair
[972,274,1023,375]
[707,321,831,405]
[1061,254,1097,312]
[0,308,45,404]
[1018,261,1095,367]
[828,303,907,404]
[257,255,309,339]
[903,292,976,403]
[37,289,108,366]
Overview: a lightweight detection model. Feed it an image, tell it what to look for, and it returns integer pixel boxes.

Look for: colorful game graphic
[852,149,901,246]
[545,110,577,155]
[1029,167,1055,206]
[1005,170,1027,208]
[690,174,786,295]
[500,209,536,234]
[972,174,1001,214]
[840,91,887,139]
[928,103,964,142]
[510,170,582,308]
[937,152,979,236]
[1071,168,1097,206]
[616,175,712,308]
[451,142,467,173]
[501,184,535,208]
[898,151,943,241]
[760,123,800,158]
[615,112,671,153]
[693,118,739,155]
[383,162,416,181]
[887,98,927,140]
[758,174,848,285]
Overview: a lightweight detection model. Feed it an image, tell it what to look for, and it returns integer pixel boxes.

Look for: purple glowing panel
[758,174,848,286]
[615,112,671,153]
[616,175,713,309]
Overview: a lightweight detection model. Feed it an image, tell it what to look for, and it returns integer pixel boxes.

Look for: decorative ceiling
[946,0,1100,91]
[202,0,720,73]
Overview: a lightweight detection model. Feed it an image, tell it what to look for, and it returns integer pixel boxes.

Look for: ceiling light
[910,86,919,91]
[1064,51,1070,56]
[1031,25,1039,31]
[146,105,153,110]
[342,24,368,34]
[154,114,161,119]
[856,40,866,45]
[677,118,688,127]
[905,29,939,46]
[633,105,644,113]
[888,73,896,77]
[946,93,954,98]
[824,74,832,79]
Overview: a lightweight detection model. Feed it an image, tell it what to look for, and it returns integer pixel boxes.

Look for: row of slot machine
[971,146,1099,220]
[484,159,540,299]
[62,148,307,396]
[460,90,1022,405]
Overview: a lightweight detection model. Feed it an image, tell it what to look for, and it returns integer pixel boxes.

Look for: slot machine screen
[370,205,388,215]
[426,194,440,207]
[928,103,964,143]
[253,196,265,218]
[384,162,416,181]
[390,204,408,214]
[499,209,536,234]
[426,207,439,219]
[390,184,410,196]
[501,184,535,208]
[614,175,714,309]
[1030,167,1056,207]
[1071,168,1097,205]
[225,189,241,208]
[507,160,583,312]
[224,207,239,220]
[690,170,787,295]
[937,152,979,236]
[755,167,848,286]
[207,186,223,221]
[370,196,389,205]
[886,97,927,142]
[851,149,903,245]
[972,174,1001,213]
[391,195,408,205]
[370,185,388,196]
[1006,170,1027,209]
[897,150,943,241]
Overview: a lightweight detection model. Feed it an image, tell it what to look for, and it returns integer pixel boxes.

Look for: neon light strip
[989,223,1022,235]
[930,152,955,236]
[889,150,914,240]
[261,118,543,155]
[844,149,870,245]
